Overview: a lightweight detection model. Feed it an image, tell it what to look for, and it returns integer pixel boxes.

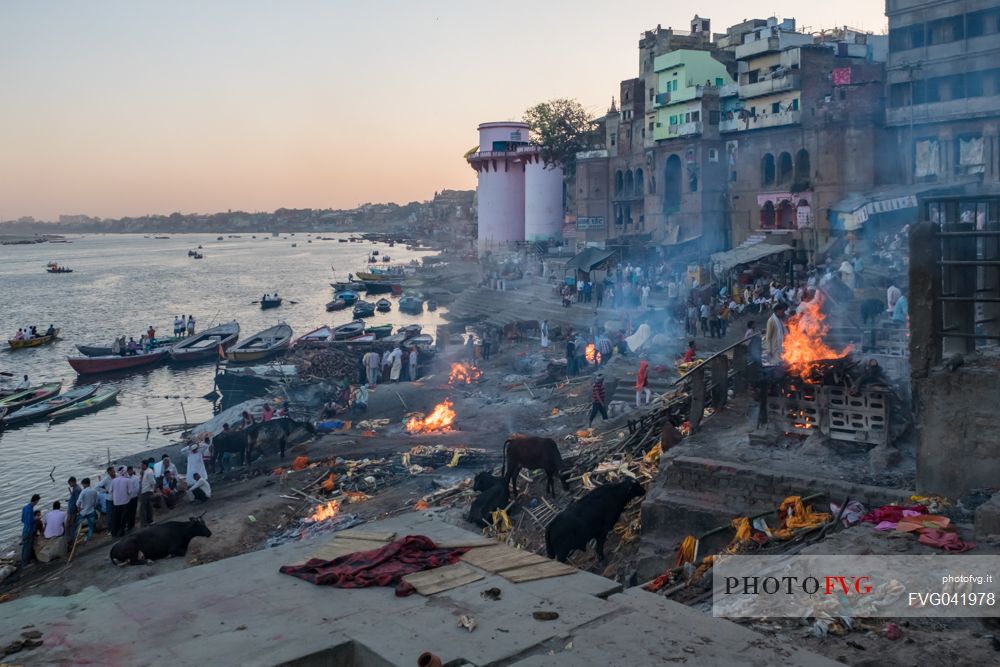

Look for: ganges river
[0,233,444,544]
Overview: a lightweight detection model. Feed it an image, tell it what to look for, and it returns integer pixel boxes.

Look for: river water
[0,233,444,544]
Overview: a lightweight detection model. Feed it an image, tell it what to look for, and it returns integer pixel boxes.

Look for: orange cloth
[635,360,649,390]
[773,496,831,539]
[896,514,950,533]
[673,535,698,568]
[291,456,310,471]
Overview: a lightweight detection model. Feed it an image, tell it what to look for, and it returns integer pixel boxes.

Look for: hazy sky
[0,1,887,220]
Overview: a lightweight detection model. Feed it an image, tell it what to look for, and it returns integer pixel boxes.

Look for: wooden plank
[309,537,390,561]
[501,560,577,583]
[461,544,549,573]
[402,563,484,596]
[436,538,496,549]
[336,529,396,542]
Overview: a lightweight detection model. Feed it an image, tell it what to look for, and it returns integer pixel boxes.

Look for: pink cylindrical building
[467,122,530,251]
[524,154,564,242]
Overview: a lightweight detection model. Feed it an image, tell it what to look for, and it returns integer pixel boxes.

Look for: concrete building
[884,0,1000,191]
[524,155,564,242]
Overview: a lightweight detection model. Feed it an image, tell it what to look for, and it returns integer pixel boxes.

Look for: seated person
[160,471,180,509]
[187,473,211,503]
[36,501,68,563]
[45,324,56,337]
[351,384,369,414]
[126,337,139,355]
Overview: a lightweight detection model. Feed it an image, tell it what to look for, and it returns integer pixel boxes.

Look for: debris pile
[404,445,494,469]
[286,347,359,381]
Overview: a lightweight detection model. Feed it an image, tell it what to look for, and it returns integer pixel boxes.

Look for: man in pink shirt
[109,467,132,537]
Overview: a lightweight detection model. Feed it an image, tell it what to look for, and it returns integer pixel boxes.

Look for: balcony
[667,121,703,138]
[655,92,670,107]
[739,72,801,99]
[886,95,1000,127]
[735,31,813,60]
[720,109,801,133]
[719,82,739,98]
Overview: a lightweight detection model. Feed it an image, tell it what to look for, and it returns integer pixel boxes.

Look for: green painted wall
[653,50,733,142]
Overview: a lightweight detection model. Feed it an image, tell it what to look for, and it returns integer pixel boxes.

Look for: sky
[0,1,887,221]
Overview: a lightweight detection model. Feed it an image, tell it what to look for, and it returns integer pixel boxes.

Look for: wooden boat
[338,238,348,243]
[67,348,170,374]
[331,281,364,291]
[367,324,393,339]
[399,324,422,337]
[362,281,398,295]
[296,325,336,347]
[403,334,435,350]
[335,290,359,306]
[49,388,120,422]
[169,321,240,362]
[3,384,98,425]
[46,266,73,273]
[375,298,392,313]
[355,270,399,282]
[227,324,292,362]
[8,329,60,349]
[325,299,348,312]
[216,364,297,393]
[76,336,179,357]
[0,383,63,412]
[353,301,376,318]
[333,320,365,340]
[260,296,283,310]
[398,296,424,314]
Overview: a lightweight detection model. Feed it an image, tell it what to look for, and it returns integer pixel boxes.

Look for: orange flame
[308,499,340,522]
[585,343,601,365]
[405,399,456,433]
[449,362,483,385]
[781,296,852,382]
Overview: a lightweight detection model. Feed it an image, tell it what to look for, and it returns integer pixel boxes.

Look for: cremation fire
[781,295,852,382]
[585,343,601,365]
[308,499,341,522]
[449,362,483,385]
[405,399,456,433]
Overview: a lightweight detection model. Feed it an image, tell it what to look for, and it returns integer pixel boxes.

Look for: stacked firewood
[287,347,360,381]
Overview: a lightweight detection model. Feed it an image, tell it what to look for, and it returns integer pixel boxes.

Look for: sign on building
[576,217,606,230]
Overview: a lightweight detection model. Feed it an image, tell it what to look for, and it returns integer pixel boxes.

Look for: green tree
[523,98,597,174]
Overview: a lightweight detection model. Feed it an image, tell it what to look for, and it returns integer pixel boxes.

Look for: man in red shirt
[589,374,608,426]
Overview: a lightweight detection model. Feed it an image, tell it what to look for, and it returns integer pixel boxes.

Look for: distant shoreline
[0,234,66,245]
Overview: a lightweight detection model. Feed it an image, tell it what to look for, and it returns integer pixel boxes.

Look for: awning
[564,247,615,272]
[710,243,793,273]
[829,182,972,231]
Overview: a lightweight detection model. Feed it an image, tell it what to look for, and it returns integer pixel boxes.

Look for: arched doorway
[760,201,776,228]
[761,153,776,186]
[664,155,682,213]
[777,152,793,185]
[635,168,644,195]
[625,170,635,196]
[777,200,795,228]
[795,149,810,184]
[615,171,624,195]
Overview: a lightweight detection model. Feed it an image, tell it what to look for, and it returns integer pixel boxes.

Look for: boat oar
[0,371,13,377]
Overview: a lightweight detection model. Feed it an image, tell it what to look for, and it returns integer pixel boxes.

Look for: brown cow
[502,436,570,497]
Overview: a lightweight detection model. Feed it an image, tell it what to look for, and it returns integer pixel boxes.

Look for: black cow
[545,479,645,563]
[212,428,251,472]
[110,516,212,566]
[473,471,503,492]
[502,436,570,497]
[246,417,315,461]
[468,483,509,527]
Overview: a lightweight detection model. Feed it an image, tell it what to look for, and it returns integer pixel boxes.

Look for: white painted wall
[524,159,563,241]
[476,160,525,250]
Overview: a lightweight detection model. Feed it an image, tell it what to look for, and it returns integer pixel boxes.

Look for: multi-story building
[884,0,1000,192]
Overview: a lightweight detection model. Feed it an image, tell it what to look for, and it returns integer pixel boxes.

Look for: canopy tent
[829,182,971,231]
[563,247,615,273]
[710,243,793,274]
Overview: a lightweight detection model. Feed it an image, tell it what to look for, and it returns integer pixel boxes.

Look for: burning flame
[585,343,601,365]
[449,362,483,385]
[308,499,340,522]
[781,296,852,382]
[405,399,456,433]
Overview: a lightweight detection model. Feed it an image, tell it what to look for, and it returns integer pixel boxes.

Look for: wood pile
[286,347,359,381]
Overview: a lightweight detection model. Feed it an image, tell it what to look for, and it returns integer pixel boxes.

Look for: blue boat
[335,290,359,306]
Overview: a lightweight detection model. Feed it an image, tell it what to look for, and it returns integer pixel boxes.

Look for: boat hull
[0,383,63,411]
[3,385,98,424]
[260,299,282,310]
[68,349,170,374]
[169,322,240,362]
[49,389,120,422]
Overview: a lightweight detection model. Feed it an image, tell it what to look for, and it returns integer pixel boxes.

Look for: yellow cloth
[773,496,831,539]
[643,443,662,466]
[674,535,698,568]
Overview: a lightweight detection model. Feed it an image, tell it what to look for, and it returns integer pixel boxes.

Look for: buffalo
[545,479,645,563]
[468,472,509,527]
[502,436,569,497]
[110,516,212,566]
[214,417,315,471]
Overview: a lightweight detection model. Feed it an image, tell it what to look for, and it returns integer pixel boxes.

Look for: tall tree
[523,99,597,174]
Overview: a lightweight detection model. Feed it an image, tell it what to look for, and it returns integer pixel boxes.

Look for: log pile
[286,347,359,381]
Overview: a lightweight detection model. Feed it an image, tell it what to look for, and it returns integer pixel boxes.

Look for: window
[708,148,719,162]
[731,170,737,182]
[761,153,776,186]
[927,16,964,45]
[625,170,635,196]
[771,102,781,114]
[615,170,623,194]
[748,70,760,84]
[669,115,678,125]
[760,201,776,228]
[777,152,793,185]
[715,77,724,86]
[709,110,720,125]
[967,9,1000,38]
[890,23,925,51]
[635,168,644,195]
[691,110,700,122]
[794,149,810,184]
[791,98,799,110]
[749,106,756,117]
[649,121,654,131]
[664,155,682,213]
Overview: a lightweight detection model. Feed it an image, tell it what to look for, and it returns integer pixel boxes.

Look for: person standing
[201,434,215,476]
[699,302,710,336]
[408,348,419,382]
[540,320,549,349]
[181,439,209,484]
[363,350,380,387]
[886,281,902,313]
[95,467,116,535]
[20,494,41,565]
[75,478,98,541]
[139,461,156,527]
[123,466,140,533]
[635,359,651,407]
[640,284,650,308]
[588,375,609,426]
[763,304,787,364]
[381,348,392,383]
[389,346,403,382]
[565,337,577,377]
[66,477,81,537]
[187,314,196,337]
[109,467,131,537]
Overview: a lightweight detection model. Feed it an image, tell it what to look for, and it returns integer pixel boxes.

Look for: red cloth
[279,535,468,596]
[917,529,975,553]
[860,505,927,525]
[591,381,606,405]
[635,361,649,390]
[682,348,695,363]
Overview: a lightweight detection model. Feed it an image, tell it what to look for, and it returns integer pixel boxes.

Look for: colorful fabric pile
[861,504,975,553]
[279,535,469,596]
[773,496,832,539]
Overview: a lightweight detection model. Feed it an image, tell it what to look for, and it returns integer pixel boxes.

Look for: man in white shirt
[42,502,67,539]
[887,282,902,312]
[14,374,30,390]
[123,466,140,533]
[139,460,157,526]
[408,348,419,382]
[153,454,178,479]
[75,478,99,541]
[109,468,132,537]
[187,473,211,503]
